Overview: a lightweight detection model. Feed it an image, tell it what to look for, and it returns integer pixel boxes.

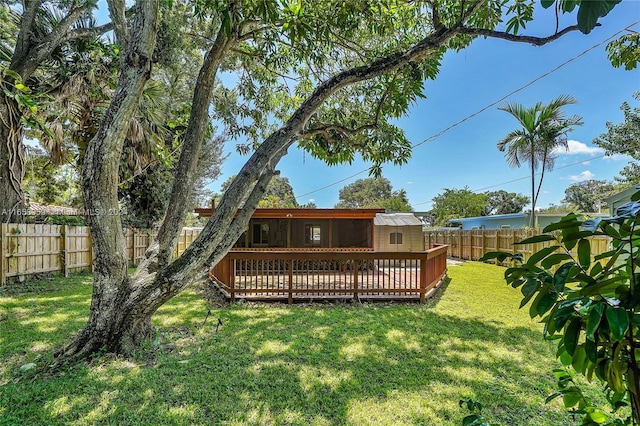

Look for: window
[390,232,403,245]
[305,224,321,246]
[252,223,269,245]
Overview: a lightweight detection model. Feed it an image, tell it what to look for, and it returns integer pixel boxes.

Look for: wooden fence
[210,245,448,303]
[424,229,611,263]
[0,224,202,285]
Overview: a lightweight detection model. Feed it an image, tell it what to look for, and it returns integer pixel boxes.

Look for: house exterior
[448,212,607,230]
[194,205,447,303]
[606,186,639,215]
[195,206,384,250]
[194,205,426,251]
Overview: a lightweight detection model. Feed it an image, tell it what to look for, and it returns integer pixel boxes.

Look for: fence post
[0,223,6,285]
[88,227,94,272]
[62,225,69,277]
[420,256,427,303]
[125,227,133,266]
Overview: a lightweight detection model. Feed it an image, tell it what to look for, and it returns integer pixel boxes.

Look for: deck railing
[210,245,448,303]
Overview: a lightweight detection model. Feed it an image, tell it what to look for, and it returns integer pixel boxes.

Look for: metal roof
[374,213,422,227]
[449,213,525,222]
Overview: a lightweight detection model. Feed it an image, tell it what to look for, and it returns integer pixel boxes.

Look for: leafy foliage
[481,196,640,424]
[218,174,299,208]
[540,0,622,34]
[334,177,411,211]
[459,398,499,426]
[497,95,582,227]
[485,190,530,215]
[23,146,80,207]
[431,187,487,226]
[594,93,640,186]
[24,214,86,226]
[562,180,616,213]
[607,33,640,71]
[428,189,529,226]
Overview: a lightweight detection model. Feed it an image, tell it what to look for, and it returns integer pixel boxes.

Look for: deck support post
[229,256,235,302]
[420,255,428,303]
[353,259,359,302]
[288,256,293,304]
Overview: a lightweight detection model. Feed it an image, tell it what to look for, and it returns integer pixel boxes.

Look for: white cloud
[308,199,315,203]
[406,181,414,185]
[554,140,604,156]
[603,153,633,161]
[566,170,595,182]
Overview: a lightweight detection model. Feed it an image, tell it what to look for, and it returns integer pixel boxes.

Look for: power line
[412,154,609,207]
[295,21,639,201]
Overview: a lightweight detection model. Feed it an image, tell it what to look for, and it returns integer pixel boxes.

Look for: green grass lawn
[0,262,594,425]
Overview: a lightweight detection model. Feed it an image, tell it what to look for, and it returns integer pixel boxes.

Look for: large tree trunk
[0,94,26,223]
[57,0,160,362]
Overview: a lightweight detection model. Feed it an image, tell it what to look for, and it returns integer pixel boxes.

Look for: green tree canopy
[23,145,80,207]
[561,179,616,213]
[335,177,411,211]
[594,93,640,186]
[219,174,299,208]
[485,190,530,215]
[429,188,529,225]
[497,95,583,227]
[431,187,487,226]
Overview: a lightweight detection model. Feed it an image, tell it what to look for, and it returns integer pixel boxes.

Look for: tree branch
[60,23,114,44]
[10,0,44,69]
[155,20,237,267]
[238,25,273,42]
[205,168,276,266]
[429,0,443,31]
[302,123,377,138]
[11,1,107,79]
[106,0,129,48]
[458,25,580,46]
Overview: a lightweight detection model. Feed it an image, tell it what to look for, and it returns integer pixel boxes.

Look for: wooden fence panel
[424,229,612,265]
[174,228,201,258]
[0,224,6,285]
[1,223,63,280]
[0,225,204,285]
[65,226,92,275]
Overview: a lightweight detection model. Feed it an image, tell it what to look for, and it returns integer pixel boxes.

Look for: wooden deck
[210,245,448,303]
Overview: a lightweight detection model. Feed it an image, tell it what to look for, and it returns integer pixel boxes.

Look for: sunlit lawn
[0,262,594,425]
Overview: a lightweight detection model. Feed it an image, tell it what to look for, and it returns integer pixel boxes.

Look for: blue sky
[208,2,640,211]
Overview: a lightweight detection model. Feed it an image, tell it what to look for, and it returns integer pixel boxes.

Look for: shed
[374,213,424,251]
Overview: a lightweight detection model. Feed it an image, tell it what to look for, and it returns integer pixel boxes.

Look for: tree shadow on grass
[1,297,573,426]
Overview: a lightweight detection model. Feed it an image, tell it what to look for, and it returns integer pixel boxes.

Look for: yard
[0,261,601,425]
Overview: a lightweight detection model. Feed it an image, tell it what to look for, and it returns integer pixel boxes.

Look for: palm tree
[497,95,583,228]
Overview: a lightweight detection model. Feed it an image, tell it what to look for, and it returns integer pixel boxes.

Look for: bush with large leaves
[482,190,640,424]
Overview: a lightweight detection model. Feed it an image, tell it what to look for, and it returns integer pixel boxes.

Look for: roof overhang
[194,207,385,219]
